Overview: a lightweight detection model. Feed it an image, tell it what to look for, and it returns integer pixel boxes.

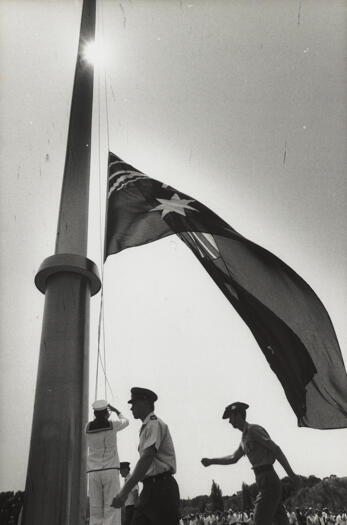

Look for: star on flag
[149,193,198,218]
[106,152,347,429]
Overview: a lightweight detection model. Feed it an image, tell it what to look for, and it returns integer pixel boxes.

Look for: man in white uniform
[86,400,129,525]
[111,387,180,525]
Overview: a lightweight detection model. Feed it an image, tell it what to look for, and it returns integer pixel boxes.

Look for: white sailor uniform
[86,415,129,525]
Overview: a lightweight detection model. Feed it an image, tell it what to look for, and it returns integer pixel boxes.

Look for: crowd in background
[180,507,347,525]
[1,491,346,525]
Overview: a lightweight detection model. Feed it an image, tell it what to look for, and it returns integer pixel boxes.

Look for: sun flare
[83,41,109,66]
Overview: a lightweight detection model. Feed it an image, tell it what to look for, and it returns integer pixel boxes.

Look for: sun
[83,41,109,66]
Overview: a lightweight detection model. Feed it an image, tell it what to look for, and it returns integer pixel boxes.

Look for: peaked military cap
[128,387,158,404]
[92,399,108,411]
[222,402,249,419]
[120,461,130,469]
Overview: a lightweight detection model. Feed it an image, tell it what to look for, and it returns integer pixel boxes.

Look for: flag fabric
[105,152,347,429]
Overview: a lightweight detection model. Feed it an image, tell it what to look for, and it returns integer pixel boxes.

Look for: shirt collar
[142,411,155,426]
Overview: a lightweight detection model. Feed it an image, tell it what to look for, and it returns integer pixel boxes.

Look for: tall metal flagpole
[22,1,100,524]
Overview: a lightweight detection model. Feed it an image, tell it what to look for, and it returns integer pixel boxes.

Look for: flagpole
[22,1,99,524]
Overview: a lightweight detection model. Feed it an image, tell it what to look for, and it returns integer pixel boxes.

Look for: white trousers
[89,469,121,525]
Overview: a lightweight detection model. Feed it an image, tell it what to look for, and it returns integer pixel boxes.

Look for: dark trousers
[254,468,289,525]
[124,505,135,525]
[130,475,180,525]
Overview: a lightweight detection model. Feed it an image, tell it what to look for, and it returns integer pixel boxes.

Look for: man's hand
[111,491,127,508]
[201,458,212,467]
[107,404,120,416]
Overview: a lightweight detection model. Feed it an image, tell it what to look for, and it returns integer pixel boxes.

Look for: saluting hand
[201,458,211,467]
[107,404,120,415]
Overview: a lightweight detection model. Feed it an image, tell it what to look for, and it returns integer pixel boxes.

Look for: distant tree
[242,482,253,511]
[191,494,209,513]
[281,475,302,500]
[198,495,208,513]
[307,475,321,487]
[227,492,242,511]
[249,482,258,501]
[180,474,347,517]
[210,480,224,512]
[284,476,347,512]
[0,490,24,524]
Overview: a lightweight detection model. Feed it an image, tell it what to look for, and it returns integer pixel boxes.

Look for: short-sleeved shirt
[240,422,276,468]
[86,414,129,472]
[138,411,176,478]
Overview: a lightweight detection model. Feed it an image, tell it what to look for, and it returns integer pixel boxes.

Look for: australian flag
[105,152,347,429]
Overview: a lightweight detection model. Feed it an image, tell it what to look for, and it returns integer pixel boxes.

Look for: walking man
[119,461,138,525]
[201,402,297,525]
[86,400,129,525]
[111,387,180,525]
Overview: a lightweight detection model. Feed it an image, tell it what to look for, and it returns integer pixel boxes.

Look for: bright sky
[0,0,346,499]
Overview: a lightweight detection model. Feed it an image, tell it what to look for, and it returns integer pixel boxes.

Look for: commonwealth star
[149,193,198,218]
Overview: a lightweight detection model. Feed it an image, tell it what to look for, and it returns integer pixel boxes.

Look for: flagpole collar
[35,254,101,296]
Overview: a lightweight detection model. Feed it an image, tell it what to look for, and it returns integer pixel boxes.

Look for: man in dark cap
[119,462,138,525]
[111,387,180,525]
[201,402,297,525]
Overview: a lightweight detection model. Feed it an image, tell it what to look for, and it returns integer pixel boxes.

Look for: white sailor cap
[92,399,108,411]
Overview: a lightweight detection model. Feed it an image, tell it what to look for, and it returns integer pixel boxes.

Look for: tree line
[180,475,347,516]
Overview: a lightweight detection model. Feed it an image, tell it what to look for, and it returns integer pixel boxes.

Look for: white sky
[0,0,346,499]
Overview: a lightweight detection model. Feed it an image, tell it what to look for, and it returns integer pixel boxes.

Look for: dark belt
[142,471,173,483]
[253,464,274,475]
[87,467,120,473]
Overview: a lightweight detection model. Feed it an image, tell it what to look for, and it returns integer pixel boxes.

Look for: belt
[253,464,274,475]
[87,467,120,473]
[142,472,173,483]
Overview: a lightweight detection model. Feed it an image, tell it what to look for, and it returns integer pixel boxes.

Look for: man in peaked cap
[119,462,138,525]
[201,402,297,525]
[86,400,129,525]
[111,387,180,525]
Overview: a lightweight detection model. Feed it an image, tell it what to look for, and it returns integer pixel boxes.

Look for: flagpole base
[35,254,101,296]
